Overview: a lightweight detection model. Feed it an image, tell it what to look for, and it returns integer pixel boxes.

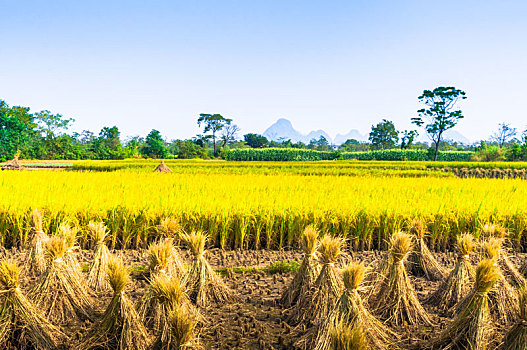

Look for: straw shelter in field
[154,161,173,173]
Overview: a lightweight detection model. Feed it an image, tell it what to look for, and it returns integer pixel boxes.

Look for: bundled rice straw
[299,262,397,350]
[289,235,344,326]
[87,221,112,292]
[329,323,367,350]
[25,209,49,275]
[425,233,476,314]
[138,273,197,335]
[57,223,84,283]
[474,238,519,325]
[426,259,499,350]
[158,218,182,239]
[78,257,151,350]
[500,285,527,349]
[30,236,95,324]
[0,260,66,349]
[181,231,235,307]
[408,219,446,281]
[148,238,186,278]
[152,305,203,350]
[280,225,320,308]
[371,231,433,327]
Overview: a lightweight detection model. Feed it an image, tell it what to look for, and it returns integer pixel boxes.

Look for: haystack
[25,208,49,276]
[280,225,320,308]
[181,231,235,307]
[500,285,527,349]
[30,236,95,324]
[289,235,344,326]
[425,233,476,314]
[1,154,23,171]
[87,221,112,292]
[426,259,499,350]
[371,231,433,327]
[154,161,173,173]
[0,260,66,349]
[152,305,203,350]
[78,257,151,350]
[300,262,398,350]
[407,219,446,281]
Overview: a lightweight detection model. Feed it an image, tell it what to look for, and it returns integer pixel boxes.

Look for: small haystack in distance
[500,285,527,349]
[181,231,235,307]
[79,257,151,350]
[426,259,499,350]
[154,161,173,173]
[152,306,203,350]
[425,233,476,314]
[289,235,344,326]
[475,238,519,325]
[30,236,95,324]
[1,154,23,171]
[147,238,186,279]
[408,219,446,281]
[25,208,49,276]
[280,225,320,308]
[305,262,397,350]
[87,221,112,292]
[0,260,66,349]
[138,273,196,334]
[371,231,433,327]
[330,323,367,350]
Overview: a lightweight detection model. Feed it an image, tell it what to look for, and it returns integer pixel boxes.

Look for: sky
[1,0,526,143]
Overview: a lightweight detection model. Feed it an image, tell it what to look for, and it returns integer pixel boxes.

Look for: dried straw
[408,219,446,281]
[87,221,112,291]
[280,225,321,307]
[329,323,367,350]
[148,238,186,278]
[158,218,182,239]
[25,209,49,275]
[500,285,527,349]
[371,231,433,327]
[152,305,203,350]
[0,260,66,349]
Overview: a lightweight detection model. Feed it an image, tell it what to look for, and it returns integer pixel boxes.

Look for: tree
[34,110,74,138]
[244,133,269,148]
[308,136,331,151]
[400,130,418,149]
[369,119,399,150]
[411,87,467,161]
[0,100,35,161]
[339,139,369,152]
[491,123,516,147]
[142,129,169,158]
[92,126,127,159]
[220,124,240,148]
[197,114,232,156]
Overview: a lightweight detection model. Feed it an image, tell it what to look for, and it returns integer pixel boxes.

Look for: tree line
[1,87,527,162]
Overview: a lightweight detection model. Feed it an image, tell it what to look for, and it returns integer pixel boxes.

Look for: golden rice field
[1,160,527,250]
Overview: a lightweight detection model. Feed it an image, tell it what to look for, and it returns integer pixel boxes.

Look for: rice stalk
[408,219,446,281]
[280,225,321,307]
[78,257,151,350]
[87,221,112,292]
[425,233,476,314]
[158,218,182,239]
[152,305,203,350]
[30,236,95,324]
[25,209,49,275]
[500,285,527,349]
[56,223,85,284]
[426,259,499,350]
[289,235,344,326]
[181,231,236,307]
[0,260,66,349]
[148,238,186,278]
[329,323,367,350]
[371,231,433,327]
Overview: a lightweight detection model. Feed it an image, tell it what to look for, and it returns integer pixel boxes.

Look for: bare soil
[3,247,526,349]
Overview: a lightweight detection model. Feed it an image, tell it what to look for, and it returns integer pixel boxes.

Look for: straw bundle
[25,209,49,276]
[57,223,85,284]
[280,225,321,308]
[30,236,95,324]
[408,219,446,281]
[158,218,182,239]
[425,233,476,314]
[152,306,203,350]
[329,324,367,350]
[500,285,527,349]
[78,257,151,350]
[148,238,186,278]
[87,221,112,291]
[371,231,432,327]
[0,261,65,349]
[181,231,235,307]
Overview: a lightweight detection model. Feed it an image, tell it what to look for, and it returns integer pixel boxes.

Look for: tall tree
[34,110,74,138]
[0,100,35,161]
[491,123,516,147]
[400,130,418,149]
[142,129,169,158]
[220,124,240,148]
[197,114,232,156]
[369,119,399,150]
[411,87,467,161]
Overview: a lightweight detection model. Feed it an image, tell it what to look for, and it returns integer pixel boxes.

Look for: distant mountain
[334,130,367,144]
[263,118,334,144]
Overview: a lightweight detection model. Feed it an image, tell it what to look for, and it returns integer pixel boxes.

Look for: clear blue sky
[1,0,526,142]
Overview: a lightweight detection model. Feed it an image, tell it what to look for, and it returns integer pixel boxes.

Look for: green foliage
[400,130,419,149]
[308,136,332,151]
[266,259,300,274]
[472,141,506,162]
[369,119,399,150]
[0,100,34,161]
[339,139,369,152]
[223,148,340,161]
[244,133,269,148]
[197,113,232,156]
[169,139,209,159]
[141,129,169,158]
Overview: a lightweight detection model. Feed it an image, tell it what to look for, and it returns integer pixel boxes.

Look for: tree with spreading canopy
[412,87,467,161]
[491,123,516,147]
[369,119,399,150]
[197,113,232,156]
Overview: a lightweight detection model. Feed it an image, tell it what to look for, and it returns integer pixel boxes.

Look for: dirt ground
[3,247,526,349]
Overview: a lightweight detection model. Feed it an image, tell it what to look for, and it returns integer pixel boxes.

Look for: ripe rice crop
[0,162,527,250]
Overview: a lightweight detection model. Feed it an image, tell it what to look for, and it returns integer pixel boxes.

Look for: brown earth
[2,247,526,349]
